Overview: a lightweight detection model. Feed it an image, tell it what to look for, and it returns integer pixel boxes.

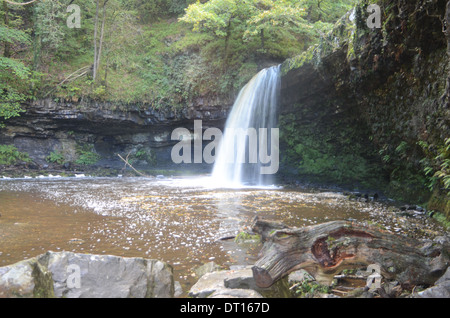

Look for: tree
[179,0,245,59]
[0,0,31,126]
[132,0,193,23]
[243,0,309,52]
[181,0,357,54]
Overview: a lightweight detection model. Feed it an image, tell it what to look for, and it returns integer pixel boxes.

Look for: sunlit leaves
[243,0,307,41]
[180,0,240,38]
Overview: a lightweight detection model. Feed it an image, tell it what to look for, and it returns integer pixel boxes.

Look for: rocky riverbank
[187,262,450,299]
[1,218,448,299]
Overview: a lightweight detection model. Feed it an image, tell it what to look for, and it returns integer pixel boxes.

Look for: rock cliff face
[1,97,232,172]
[278,0,449,211]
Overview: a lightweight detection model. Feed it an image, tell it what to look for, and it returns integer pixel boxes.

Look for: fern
[0,145,31,165]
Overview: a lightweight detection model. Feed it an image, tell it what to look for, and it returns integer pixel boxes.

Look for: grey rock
[435,267,450,285]
[288,269,315,284]
[209,289,263,298]
[0,251,175,298]
[416,267,450,298]
[4,98,232,168]
[0,259,38,298]
[224,267,258,290]
[174,281,183,298]
[188,266,290,298]
[188,267,265,298]
[416,282,450,298]
[193,262,222,279]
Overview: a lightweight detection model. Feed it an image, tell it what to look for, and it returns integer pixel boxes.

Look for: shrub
[46,151,66,165]
[75,144,100,166]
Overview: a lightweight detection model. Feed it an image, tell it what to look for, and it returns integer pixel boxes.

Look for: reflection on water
[0,176,446,292]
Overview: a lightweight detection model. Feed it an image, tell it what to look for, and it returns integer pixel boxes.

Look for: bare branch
[117,153,151,178]
[5,0,40,5]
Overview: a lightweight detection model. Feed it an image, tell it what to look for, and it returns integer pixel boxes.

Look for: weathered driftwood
[251,216,289,242]
[251,218,449,289]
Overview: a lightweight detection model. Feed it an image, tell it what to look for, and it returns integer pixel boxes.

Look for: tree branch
[5,0,40,5]
[117,153,151,178]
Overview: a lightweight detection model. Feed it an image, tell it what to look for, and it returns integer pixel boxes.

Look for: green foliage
[130,148,157,166]
[132,0,194,23]
[0,56,30,127]
[181,0,356,51]
[291,277,330,298]
[0,0,357,111]
[0,24,30,46]
[0,3,33,126]
[0,145,31,165]
[180,0,243,37]
[46,151,66,165]
[180,0,309,52]
[33,0,68,51]
[431,211,450,229]
[234,232,261,244]
[419,138,450,194]
[75,144,100,166]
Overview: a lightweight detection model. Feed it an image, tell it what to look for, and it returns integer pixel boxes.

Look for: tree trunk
[96,0,108,77]
[93,0,99,81]
[3,0,11,58]
[260,29,265,51]
[251,218,449,289]
[445,1,450,110]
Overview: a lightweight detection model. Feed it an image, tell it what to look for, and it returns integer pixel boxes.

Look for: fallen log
[251,219,449,289]
[251,216,289,242]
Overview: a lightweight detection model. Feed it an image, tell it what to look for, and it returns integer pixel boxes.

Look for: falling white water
[212,65,281,188]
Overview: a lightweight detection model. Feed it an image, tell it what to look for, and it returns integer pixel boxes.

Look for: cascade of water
[212,65,281,188]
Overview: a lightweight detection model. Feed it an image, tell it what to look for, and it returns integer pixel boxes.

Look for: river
[0,175,446,294]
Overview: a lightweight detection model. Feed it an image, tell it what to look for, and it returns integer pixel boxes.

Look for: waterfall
[212,65,281,188]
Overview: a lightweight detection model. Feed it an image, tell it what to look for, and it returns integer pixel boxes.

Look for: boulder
[192,261,223,279]
[416,267,450,298]
[0,259,53,298]
[188,266,290,298]
[188,267,263,298]
[0,251,174,298]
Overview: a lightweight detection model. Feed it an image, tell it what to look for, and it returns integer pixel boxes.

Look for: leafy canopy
[180,0,357,48]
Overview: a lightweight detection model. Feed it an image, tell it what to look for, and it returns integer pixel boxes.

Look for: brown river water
[0,176,447,294]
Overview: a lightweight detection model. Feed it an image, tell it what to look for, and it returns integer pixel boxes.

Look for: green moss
[291,279,331,298]
[279,110,385,189]
[234,232,261,244]
[428,189,450,221]
[432,212,450,230]
[281,7,359,76]
[32,262,55,298]
[281,44,320,75]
